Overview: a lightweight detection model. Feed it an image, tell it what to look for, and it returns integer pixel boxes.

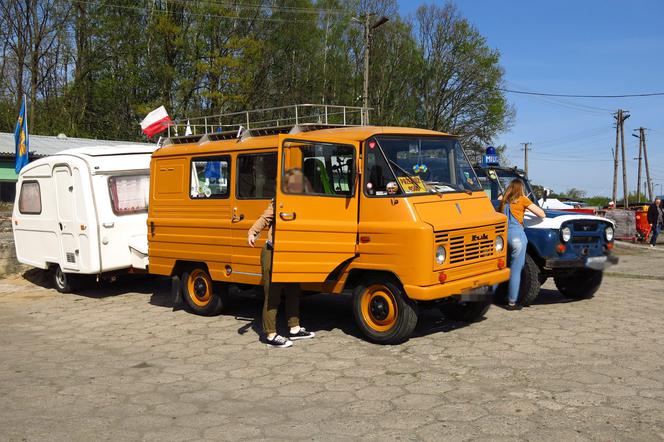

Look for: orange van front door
[271,134,360,283]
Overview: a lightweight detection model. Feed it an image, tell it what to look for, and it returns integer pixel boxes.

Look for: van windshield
[365,136,482,196]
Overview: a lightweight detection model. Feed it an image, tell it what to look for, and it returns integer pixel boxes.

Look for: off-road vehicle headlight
[604,225,614,242]
[561,226,572,243]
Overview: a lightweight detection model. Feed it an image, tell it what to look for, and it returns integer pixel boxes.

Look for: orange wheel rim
[187,269,212,307]
[360,284,398,332]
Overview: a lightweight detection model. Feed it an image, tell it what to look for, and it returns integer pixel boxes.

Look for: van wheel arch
[343,269,405,294]
[177,261,225,316]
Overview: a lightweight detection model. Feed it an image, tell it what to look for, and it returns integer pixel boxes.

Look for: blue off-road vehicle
[474,156,618,306]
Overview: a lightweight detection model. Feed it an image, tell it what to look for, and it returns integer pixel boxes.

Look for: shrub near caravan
[13,145,155,292]
[148,105,510,344]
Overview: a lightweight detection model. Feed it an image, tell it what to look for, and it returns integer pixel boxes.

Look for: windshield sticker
[386,181,399,195]
[412,164,428,173]
[397,176,427,193]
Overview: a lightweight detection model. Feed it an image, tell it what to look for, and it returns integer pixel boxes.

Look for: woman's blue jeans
[507,225,528,304]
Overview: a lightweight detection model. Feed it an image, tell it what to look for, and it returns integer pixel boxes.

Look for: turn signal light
[497,258,506,269]
[556,244,566,253]
[606,243,614,250]
[438,272,447,283]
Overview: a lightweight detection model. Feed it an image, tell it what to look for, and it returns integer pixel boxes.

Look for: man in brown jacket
[247,169,315,348]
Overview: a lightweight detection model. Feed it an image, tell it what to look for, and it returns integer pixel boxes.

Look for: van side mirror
[543,188,550,202]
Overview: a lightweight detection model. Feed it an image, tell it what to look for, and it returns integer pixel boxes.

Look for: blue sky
[398,0,664,198]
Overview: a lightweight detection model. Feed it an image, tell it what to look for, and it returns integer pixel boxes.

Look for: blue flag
[14,97,29,174]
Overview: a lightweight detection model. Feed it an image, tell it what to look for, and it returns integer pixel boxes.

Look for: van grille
[435,224,504,265]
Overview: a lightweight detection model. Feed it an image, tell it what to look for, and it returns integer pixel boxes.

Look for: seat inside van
[303,158,333,195]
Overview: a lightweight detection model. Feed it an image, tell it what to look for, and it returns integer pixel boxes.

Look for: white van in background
[12,144,156,292]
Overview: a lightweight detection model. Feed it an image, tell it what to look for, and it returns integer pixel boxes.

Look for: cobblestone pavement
[1,245,663,442]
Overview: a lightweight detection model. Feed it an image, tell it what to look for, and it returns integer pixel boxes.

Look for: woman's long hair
[499,179,526,213]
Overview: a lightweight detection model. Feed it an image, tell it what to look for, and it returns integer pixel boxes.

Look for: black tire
[181,266,225,316]
[554,268,603,300]
[518,254,541,306]
[52,265,83,293]
[494,253,541,306]
[352,275,418,345]
[439,299,491,322]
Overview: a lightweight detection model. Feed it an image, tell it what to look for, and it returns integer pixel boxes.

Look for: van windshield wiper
[426,181,472,195]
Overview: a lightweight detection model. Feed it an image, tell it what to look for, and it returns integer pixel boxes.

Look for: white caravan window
[18,181,42,214]
[108,175,149,215]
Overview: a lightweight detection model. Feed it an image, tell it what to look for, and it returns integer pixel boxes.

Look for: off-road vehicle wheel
[554,268,603,300]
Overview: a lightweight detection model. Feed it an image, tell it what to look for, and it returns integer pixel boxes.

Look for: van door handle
[58,222,63,231]
[232,214,244,223]
[102,222,115,228]
[279,212,296,221]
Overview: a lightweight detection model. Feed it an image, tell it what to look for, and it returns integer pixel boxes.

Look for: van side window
[190,156,230,199]
[364,144,401,196]
[237,153,277,199]
[18,181,41,214]
[282,141,355,197]
[108,175,150,215]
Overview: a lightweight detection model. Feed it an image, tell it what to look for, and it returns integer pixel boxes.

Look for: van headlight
[561,226,572,243]
[604,225,614,242]
[495,235,504,252]
[436,246,446,265]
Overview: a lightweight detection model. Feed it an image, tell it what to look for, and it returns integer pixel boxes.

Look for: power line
[500,88,664,98]
[503,81,614,114]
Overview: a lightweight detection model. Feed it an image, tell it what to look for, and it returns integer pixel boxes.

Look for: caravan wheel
[52,266,76,293]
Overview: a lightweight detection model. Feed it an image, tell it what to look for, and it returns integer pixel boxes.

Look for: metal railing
[167,104,371,138]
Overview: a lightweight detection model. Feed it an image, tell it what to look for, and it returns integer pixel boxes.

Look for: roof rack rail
[166,104,370,140]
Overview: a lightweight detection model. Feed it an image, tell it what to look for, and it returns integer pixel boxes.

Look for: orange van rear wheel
[181,266,224,316]
[352,275,418,345]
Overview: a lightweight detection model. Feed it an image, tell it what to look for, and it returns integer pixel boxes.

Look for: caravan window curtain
[108,175,150,215]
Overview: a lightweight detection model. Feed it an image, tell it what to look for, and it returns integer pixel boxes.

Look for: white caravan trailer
[12,144,156,292]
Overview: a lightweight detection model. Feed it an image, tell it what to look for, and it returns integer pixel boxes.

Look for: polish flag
[140,106,172,137]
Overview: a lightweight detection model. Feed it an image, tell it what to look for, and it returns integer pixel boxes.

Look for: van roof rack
[165,104,370,144]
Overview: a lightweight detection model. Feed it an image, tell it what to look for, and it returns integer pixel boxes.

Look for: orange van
[148,105,509,344]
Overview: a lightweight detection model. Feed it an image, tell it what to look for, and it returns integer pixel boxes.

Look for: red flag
[140,106,172,137]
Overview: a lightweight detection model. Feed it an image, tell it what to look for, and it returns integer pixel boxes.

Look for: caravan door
[53,165,80,270]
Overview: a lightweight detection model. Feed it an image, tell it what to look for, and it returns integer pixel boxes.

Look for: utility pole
[642,128,653,200]
[634,129,643,203]
[362,13,370,117]
[613,110,630,207]
[620,110,630,208]
[352,14,389,124]
[632,127,652,203]
[521,142,531,176]
[612,111,620,204]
